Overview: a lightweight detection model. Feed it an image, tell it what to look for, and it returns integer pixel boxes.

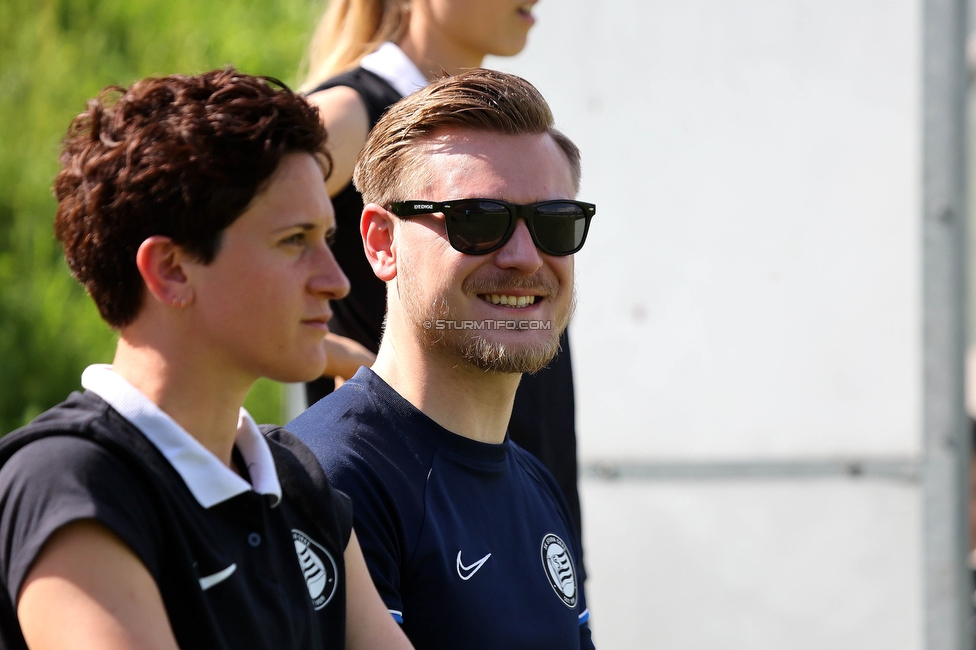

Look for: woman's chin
[264,357,328,385]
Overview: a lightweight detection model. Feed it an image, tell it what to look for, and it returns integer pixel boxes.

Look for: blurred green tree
[0,0,323,433]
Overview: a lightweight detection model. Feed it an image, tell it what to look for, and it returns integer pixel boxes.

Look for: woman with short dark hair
[0,68,413,650]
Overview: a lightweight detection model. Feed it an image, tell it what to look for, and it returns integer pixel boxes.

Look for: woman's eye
[282,232,305,246]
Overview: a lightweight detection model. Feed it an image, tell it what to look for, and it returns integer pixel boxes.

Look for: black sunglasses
[387,198,596,256]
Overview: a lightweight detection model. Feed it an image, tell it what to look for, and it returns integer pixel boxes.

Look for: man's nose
[493,219,543,273]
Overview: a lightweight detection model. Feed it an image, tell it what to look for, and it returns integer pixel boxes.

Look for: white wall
[581,480,920,649]
[489,0,925,646]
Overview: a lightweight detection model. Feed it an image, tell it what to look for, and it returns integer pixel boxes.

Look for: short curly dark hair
[54,67,331,328]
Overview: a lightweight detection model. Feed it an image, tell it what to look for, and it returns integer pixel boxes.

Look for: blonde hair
[354,69,581,207]
[300,0,410,92]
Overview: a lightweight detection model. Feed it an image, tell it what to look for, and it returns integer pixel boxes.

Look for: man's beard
[398,269,576,375]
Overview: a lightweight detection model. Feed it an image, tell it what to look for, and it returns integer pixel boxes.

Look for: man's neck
[371,340,521,445]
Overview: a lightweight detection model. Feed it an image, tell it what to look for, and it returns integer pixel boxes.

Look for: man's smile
[479,294,538,307]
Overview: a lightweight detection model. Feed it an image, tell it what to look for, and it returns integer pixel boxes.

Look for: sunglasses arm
[387,201,447,218]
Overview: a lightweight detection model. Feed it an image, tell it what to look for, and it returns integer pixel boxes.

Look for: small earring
[171,297,188,309]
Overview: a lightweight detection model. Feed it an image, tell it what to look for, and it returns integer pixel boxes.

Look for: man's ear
[135,236,193,308]
[362,203,397,282]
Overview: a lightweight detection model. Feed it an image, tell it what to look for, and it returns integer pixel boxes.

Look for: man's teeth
[484,294,537,307]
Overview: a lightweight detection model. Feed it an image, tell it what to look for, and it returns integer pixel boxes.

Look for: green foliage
[244,378,285,427]
[0,0,324,434]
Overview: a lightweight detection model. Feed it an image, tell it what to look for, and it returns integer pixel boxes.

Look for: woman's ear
[135,236,193,308]
[362,203,397,282]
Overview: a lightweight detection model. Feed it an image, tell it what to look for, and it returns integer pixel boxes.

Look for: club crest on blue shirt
[292,529,338,610]
[540,533,577,608]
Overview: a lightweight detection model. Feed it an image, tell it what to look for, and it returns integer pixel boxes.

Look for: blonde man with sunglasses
[288,68,596,650]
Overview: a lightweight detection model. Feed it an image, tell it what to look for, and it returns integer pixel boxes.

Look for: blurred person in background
[301,0,583,541]
[0,68,412,650]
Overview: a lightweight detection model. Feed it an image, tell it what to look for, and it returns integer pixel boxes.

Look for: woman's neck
[397,31,484,80]
[112,333,251,468]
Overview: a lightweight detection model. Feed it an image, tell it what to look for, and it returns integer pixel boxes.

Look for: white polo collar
[360,41,429,98]
[81,364,282,509]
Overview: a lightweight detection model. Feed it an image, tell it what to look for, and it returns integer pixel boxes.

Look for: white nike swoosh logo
[199,564,237,590]
[456,551,491,581]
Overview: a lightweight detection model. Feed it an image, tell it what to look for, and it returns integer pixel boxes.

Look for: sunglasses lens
[533,202,589,254]
[446,201,512,253]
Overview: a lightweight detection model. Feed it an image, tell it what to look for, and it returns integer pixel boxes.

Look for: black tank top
[309,69,403,354]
